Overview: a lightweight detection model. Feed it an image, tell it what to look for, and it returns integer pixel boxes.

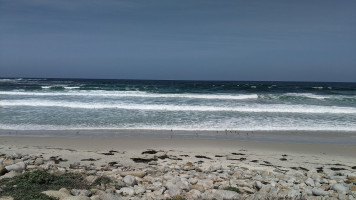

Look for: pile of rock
[1,152,356,200]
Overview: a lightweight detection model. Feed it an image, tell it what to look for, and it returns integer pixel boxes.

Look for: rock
[350,185,356,191]
[186,189,202,199]
[115,180,126,188]
[0,164,8,176]
[0,196,13,200]
[118,187,135,196]
[90,195,100,200]
[98,191,123,200]
[85,175,99,184]
[123,175,137,186]
[42,188,71,199]
[0,171,20,180]
[332,184,347,194]
[305,177,315,187]
[166,181,182,197]
[190,184,205,193]
[120,171,146,178]
[134,185,145,194]
[209,164,222,172]
[34,158,44,165]
[63,197,90,200]
[71,189,91,196]
[213,190,241,200]
[254,181,263,190]
[5,162,26,172]
[312,188,328,196]
[197,179,214,190]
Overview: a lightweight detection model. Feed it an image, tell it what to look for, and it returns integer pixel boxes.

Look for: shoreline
[1,129,356,145]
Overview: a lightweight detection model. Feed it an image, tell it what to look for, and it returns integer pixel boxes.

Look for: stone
[0,197,13,200]
[34,158,44,165]
[197,179,214,190]
[332,184,347,194]
[0,171,20,180]
[134,185,145,194]
[63,197,90,200]
[42,189,71,199]
[190,184,205,193]
[312,188,328,196]
[119,187,135,196]
[123,175,137,186]
[166,181,182,197]
[98,191,123,200]
[90,195,100,200]
[71,189,92,196]
[209,164,222,172]
[186,189,202,200]
[213,190,241,200]
[120,171,146,178]
[0,164,8,176]
[254,181,263,190]
[305,177,315,187]
[85,175,99,184]
[350,185,356,191]
[5,162,26,172]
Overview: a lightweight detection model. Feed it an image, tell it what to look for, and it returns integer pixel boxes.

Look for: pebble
[123,175,137,186]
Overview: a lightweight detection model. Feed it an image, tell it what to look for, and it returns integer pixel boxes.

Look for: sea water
[0,78,355,131]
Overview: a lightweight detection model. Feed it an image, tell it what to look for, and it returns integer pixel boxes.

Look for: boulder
[123,175,137,186]
[312,188,328,196]
[5,162,26,172]
[120,171,146,178]
[213,190,241,200]
[118,187,135,196]
[71,189,91,196]
[332,184,347,194]
[186,189,202,200]
[63,197,90,200]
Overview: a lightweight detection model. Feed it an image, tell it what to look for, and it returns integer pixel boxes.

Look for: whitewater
[0,78,355,131]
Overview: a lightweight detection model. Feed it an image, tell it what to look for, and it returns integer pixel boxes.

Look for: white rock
[123,175,137,186]
[186,189,202,200]
[134,185,146,194]
[312,188,328,196]
[208,164,222,172]
[213,190,241,200]
[197,179,214,190]
[254,181,263,190]
[166,181,182,197]
[71,189,91,196]
[305,177,315,187]
[119,187,135,196]
[332,184,348,194]
[5,162,26,172]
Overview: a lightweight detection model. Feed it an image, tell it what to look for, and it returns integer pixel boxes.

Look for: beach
[1,130,356,199]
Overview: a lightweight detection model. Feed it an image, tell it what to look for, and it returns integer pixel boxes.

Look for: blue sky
[0,0,355,82]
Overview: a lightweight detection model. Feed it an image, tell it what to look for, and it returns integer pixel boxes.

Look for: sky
[0,0,355,82]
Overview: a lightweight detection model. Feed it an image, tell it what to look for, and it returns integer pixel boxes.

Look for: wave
[1,100,356,114]
[1,123,356,131]
[0,91,258,100]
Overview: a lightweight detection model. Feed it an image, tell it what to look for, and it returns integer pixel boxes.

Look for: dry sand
[1,135,355,172]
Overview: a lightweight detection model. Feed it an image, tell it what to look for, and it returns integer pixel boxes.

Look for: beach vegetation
[0,170,89,200]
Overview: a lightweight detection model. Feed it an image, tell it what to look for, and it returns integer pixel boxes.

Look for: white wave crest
[1,100,356,114]
[0,91,258,100]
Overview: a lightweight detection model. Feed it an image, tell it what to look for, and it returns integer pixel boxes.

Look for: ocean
[0,78,356,131]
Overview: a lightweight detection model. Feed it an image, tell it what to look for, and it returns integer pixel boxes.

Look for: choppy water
[0,78,356,131]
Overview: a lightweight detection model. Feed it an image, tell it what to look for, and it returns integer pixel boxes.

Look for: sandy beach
[1,131,356,199]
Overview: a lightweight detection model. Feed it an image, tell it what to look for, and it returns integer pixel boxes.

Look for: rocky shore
[1,148,356,200]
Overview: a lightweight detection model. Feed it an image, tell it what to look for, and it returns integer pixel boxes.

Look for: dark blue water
[1,78,355,131]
